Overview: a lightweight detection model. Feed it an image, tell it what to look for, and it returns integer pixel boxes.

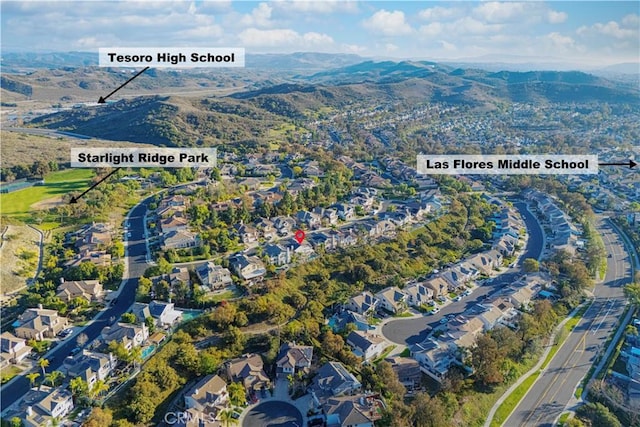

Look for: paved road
[3,127,95,140]
[382,201,544,345]
[242,401,303,427]
[504,217,631,427]
[0,200,150,412]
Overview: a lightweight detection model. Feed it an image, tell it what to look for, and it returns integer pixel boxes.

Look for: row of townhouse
[411,274,548,381]
[525,190,582,254]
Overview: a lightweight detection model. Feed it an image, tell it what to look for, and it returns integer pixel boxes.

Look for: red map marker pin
[294,230,306,244]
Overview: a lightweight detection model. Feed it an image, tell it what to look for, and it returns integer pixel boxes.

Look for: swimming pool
[179,309,203,323]
[141,344,156,359]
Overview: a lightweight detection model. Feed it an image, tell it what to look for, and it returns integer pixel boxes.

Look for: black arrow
[97,66,150,103]
[598,159,637,169]
[70,168,121,204]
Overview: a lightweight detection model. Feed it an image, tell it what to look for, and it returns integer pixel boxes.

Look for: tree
[412,392,448,427]
[84,407,113,427]
[471,334,504,388]
[228,382,247,407]
[375,361,405,398]
[625,283,640,305]
[137,276,152,299]
[26,372,40,388]
[38,358,49,378]
[523,258,540,272]
[219,409,238,427]
[121,312,137,323]
[76,333,88,348]
[70,376,88,401]
[575,402,622,427]
[321,330,344,356]
[45,370,65,387]
[89,379,109,400]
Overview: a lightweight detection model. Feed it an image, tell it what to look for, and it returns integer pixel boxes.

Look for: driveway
[242,401,302,427]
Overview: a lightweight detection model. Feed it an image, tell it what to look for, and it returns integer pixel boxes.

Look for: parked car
[439,318,448,324]
[70,347,82,356]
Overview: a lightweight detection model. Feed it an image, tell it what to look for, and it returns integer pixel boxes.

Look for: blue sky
[1,1,638,66]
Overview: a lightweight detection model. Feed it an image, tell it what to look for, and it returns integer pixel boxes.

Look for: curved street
[382,201,544,345]
[1,198,151,412]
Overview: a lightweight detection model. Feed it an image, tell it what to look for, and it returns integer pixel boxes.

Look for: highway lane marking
[517,302,597,426]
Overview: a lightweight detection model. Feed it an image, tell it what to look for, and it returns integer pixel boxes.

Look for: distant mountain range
[23,58,638,148]
[2,51,637,75]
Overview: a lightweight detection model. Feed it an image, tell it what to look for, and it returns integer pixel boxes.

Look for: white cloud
[577,20,638,40]
[418,6,461,21]
[240,3,273,28]
[237,28,333,48]
[272,0,358,14]
[546,32,575,48]
[362,9,413,36]
[473,2,529,23]
[547,10,568,24]
[419,22,444,38]
[622,13,640,27]
[341,43,367,54]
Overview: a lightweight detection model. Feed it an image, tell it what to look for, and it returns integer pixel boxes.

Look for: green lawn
[1,169,94,218]
[491,371,541,427]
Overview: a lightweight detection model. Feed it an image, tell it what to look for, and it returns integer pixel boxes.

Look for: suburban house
[272,216,296,236]
[330,311,374,332]
[72,222,113,252]
[410,339,458,382]
[346,331,386,361]
[254,218,276,240]
[196,262,233,291]
[276,342,314,377]
[162,230,200,250]
[148,300,183,328]
[100,322,149,350]
[311,361,362,400]
[56,279,103,303]
[403,282,434,308]
[160,215,189,234]
[333,203,356,221]
[0,332,32,365]
[14,307,69,340]
[344,292,379,316]
[64,249,111,269]
[263,243,291,266]
[323,395,383,427]
[130,303,152,324]
[424,276,454,299]
[295,210,322,230]
[375,287,407,314]
[229,254,266,281]
[10,386,74,427]
[63,350,116,388]
[183,374,229,421]
[233,224,259,244]
[224,353,270,393]
[385,356,421,391]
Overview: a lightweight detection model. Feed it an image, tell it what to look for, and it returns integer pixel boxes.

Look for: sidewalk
[483,301,589,427]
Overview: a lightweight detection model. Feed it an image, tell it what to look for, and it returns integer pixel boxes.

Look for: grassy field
[0,169,94,218]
